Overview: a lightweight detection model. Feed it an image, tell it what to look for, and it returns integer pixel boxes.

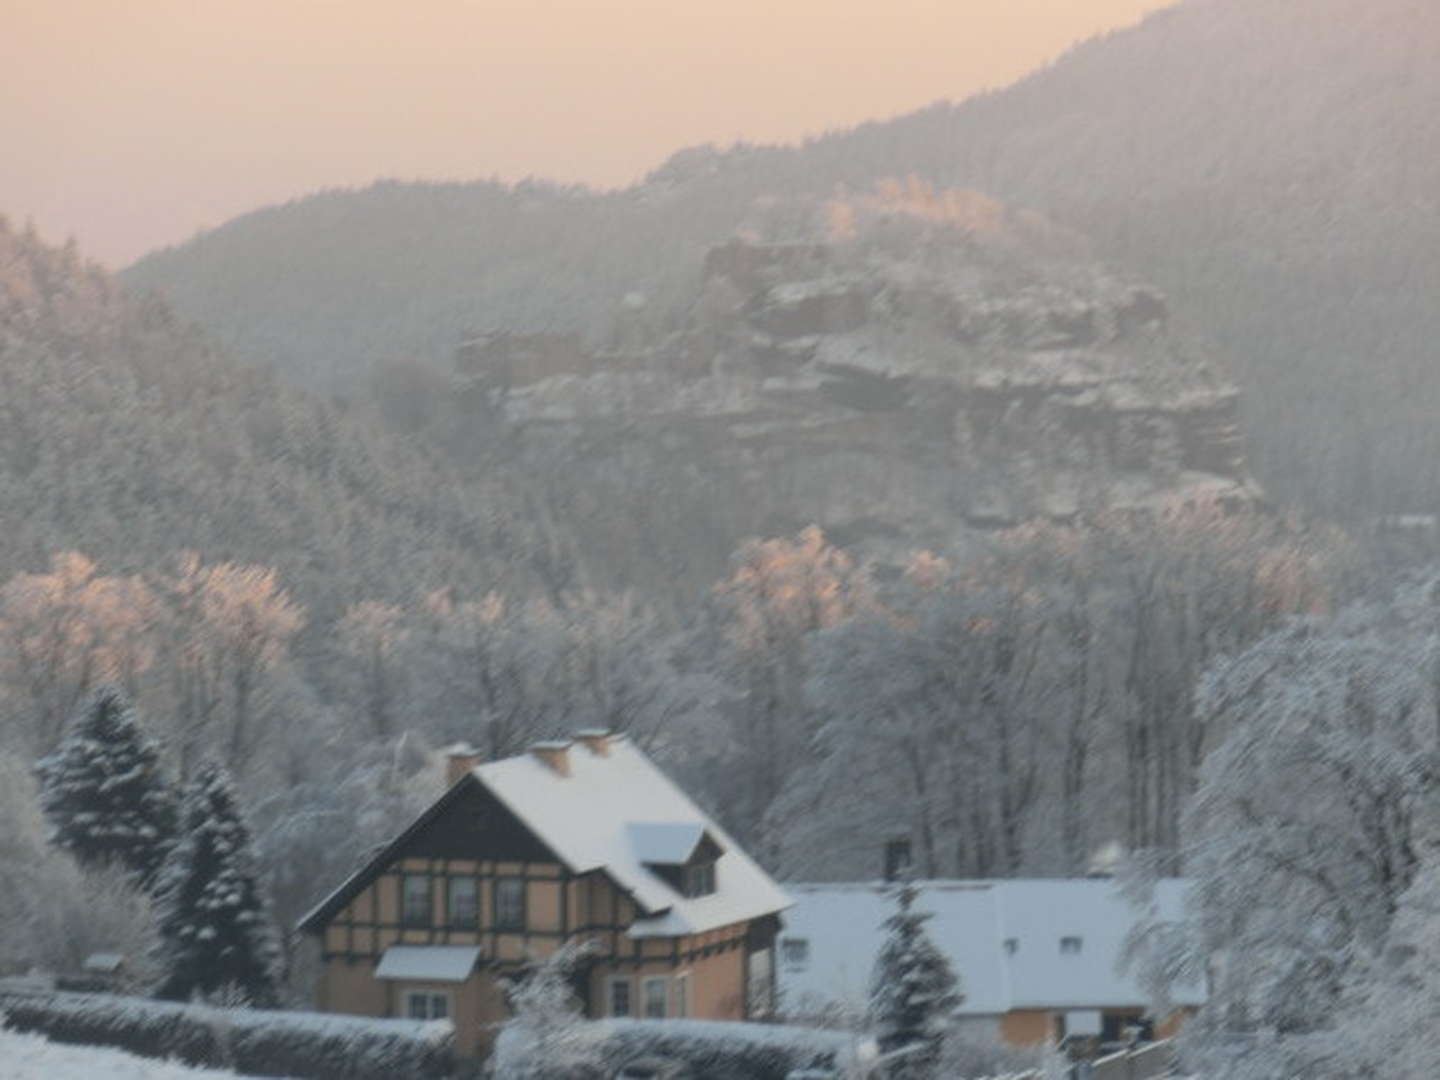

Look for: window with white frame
[404,990,450,1020]
[674,972,689,1018]
[780,937,810,970]
[494,878,526,931]
[447,876,478,927]
[608,976,633,1017]
[643,976,668,1019]
[401,874,432,927]
[1060,935,1083,955]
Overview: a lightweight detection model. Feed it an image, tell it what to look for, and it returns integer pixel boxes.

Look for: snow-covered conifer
[868,881,962,1078]
[34,686,178,889]
[152,760,282,1006]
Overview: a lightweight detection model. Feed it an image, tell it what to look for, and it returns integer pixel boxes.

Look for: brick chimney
[445,743,483,786]
[529,740,572,777]
[574,729,613,757]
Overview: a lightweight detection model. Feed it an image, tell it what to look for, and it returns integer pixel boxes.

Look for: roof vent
[529,740,572,777]
[575,729,613,757]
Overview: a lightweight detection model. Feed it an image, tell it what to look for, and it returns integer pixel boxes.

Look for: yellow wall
[1001,1009,1056,1045]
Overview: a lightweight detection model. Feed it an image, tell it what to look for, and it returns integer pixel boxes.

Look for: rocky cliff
[458,190,1259,565]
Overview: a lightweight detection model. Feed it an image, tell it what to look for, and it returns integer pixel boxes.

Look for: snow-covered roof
[779,879,1204,1016]
[473,736,791,938]
[374,945,482,983]
[626,822,708,864]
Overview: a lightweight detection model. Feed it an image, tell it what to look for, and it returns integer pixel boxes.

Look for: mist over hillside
[124,0,1440,519]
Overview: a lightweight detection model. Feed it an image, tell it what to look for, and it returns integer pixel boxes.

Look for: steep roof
[473,736,790,937]
[298,734,790,939]
[779,879,1204,1016]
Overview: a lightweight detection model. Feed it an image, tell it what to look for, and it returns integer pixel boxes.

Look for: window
[447,877,478,927]
[682,861,716,898]
[674,973,689,1018]
[404,990,449,1020]
[1003,937,1019,956]
[643,976,668,1019]
[781,937,810,970]
[494,878,526,931]
[401,874,432,927]
[608,976,633,1017]
[1060,936,1083,955]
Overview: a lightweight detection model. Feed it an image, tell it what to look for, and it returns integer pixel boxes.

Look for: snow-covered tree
[34,686,177,889]
[493,940,600,1079]
[152,760,282,1006]
[1129,578,1440,1078]
[868,881,962,1078]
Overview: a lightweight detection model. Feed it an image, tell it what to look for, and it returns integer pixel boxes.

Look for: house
[297,732,791,1056]
[777,879,1203,1047]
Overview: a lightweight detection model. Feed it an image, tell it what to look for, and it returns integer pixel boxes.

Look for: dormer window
[630,822,723,899]
[683,860,717,898]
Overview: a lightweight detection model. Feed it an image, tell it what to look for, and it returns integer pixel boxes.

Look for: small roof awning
[374,945,482,983]
[83,952,125,973]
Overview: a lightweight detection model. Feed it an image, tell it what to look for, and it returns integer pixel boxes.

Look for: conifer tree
[34,686,178,889]
[152,760,282,1006]
[869,880,963,1078]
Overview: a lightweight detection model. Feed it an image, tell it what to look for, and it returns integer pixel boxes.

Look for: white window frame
[608,975,634,1017]
[674,971,689,1018]
[642,975,668,1019]
[402,989,450,1021]
[447,876,478,927]
[780,937,810,971]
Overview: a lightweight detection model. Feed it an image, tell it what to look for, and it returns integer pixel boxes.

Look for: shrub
[0,985,454,1080]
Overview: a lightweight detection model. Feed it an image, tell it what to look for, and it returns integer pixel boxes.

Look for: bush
[0,984,454,1079]
[493,1017,871,1080]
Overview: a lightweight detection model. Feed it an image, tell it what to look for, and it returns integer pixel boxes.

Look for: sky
[2,0,1165,267]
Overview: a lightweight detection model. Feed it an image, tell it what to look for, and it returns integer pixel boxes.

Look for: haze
[4,0,1162,267]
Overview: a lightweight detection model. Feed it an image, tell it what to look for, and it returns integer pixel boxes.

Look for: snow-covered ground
[0,1029,284,1079]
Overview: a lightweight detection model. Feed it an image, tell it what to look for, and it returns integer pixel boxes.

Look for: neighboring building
[778,879,1203,1047]
[297,732,790,1056]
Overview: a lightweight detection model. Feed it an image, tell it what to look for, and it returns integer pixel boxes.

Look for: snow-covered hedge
[0,985,454,1080]
[493,1017,872,1080]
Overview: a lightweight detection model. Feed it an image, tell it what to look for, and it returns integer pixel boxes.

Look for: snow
[626,823,706,865]
[780,879,1204,1018]
[0,1027,281,1079]
[472,735,791,938]
[373,945,481,982]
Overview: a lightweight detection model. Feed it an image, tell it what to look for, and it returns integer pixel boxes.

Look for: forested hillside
[125,0,1440,518]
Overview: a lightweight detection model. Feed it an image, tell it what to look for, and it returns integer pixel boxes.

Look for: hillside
[0,217,534,617]
[123,0,1440,518]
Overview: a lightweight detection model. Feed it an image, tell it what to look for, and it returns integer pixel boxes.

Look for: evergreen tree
[868,880,963,1078]
[152,760,282,1006]
[34,686,178,889]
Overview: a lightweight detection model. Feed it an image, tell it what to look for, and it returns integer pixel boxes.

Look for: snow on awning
[374,946,481,983]
[82,953,125,973]
[627,822,707,864]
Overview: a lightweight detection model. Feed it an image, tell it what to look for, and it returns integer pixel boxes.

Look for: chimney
[529,740,572,777]
[445,743,483,787]
[574,729,613,757]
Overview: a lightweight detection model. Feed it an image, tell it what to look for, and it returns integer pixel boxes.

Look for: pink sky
[2,0,1164,267]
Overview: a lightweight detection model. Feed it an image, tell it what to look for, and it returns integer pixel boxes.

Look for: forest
[6,0,1440,1076]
